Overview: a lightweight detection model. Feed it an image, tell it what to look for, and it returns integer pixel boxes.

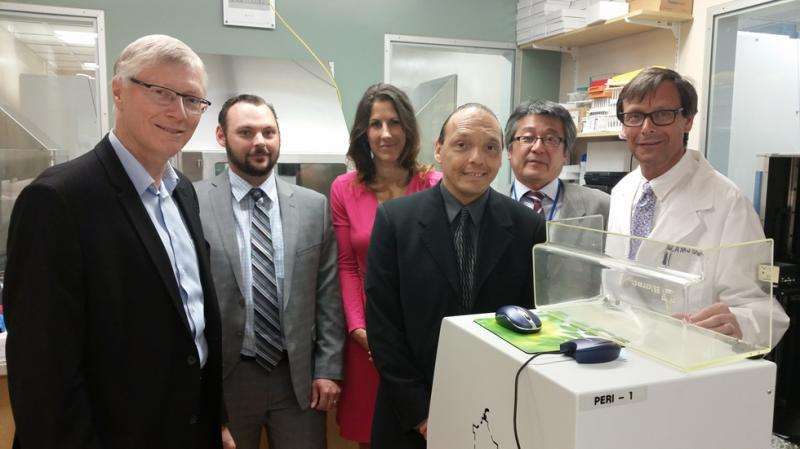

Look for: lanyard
[510,179,563,221]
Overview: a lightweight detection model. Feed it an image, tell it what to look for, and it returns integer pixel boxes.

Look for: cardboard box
[628,0,693,14]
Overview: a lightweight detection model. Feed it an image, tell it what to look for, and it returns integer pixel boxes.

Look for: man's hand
[688,303,743,339]
[351,328,372,361]
[310,378,341,411]
[222,426,236,449]
[418,419,428,440]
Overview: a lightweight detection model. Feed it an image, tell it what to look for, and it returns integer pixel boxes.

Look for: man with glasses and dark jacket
[3,35,228,449]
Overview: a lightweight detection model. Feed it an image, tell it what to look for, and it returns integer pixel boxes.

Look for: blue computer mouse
[495,305,542,334]
[560,337,622,363]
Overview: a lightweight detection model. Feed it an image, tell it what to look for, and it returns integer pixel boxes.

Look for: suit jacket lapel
[209,171,245,291]
[94,138,190,333]
[474,189,513,296]
[277,178,298,311]
[418,187,460,296]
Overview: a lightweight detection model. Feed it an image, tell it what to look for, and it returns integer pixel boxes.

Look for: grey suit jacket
[557,182,610,228]
[195,170,344,409]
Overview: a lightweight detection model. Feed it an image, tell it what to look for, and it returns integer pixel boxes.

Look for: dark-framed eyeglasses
[513,135,564,149]
[129,77,211,116]
[618,108,684,127]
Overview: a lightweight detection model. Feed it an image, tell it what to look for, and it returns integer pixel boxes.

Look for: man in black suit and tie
[3,35,228,449]
[366,103,547,449]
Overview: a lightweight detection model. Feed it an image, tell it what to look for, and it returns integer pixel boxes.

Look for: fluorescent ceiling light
[54,30,97,46]
[82,62,99,70]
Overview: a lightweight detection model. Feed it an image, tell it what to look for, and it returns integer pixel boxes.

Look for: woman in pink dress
[331,83,441,447]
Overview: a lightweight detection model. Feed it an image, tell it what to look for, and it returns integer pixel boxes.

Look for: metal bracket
[624,17,682,40]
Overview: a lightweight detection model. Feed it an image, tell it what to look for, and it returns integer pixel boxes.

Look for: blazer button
[239,299,245,308]
[236,330,243,337]
[187,355,197,365]
[189,415,199,425]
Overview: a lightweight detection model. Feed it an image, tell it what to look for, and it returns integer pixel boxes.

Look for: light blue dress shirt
[108,130,208,367]
[228,168,285,356]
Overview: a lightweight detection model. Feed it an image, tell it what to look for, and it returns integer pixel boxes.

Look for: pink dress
[331,169,442,442]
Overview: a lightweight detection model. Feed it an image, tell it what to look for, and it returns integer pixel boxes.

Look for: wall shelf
[518,9,692,50]
[576,131,623,141]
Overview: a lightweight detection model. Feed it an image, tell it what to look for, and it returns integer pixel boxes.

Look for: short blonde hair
[113,34,207,88]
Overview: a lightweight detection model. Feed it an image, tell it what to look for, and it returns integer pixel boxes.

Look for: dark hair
[218,94,278,133]
[504,99,576,156]
[616,67,697,145]
[437,102,502,145]
[347,83,423,185]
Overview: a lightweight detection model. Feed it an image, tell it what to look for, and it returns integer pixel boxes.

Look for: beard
[226,145,277,178]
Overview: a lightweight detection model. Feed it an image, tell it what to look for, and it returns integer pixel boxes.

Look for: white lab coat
[606,150,789,347]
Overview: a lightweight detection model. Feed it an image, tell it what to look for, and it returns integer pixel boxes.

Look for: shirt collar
[644,149,698,200]
[228,167,277,204]
[440,182,490,227]
[514,176,559,201]
[108,129,177,196]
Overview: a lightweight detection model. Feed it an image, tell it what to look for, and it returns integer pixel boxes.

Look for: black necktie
[453,207,476,313]
[249,188,283,371]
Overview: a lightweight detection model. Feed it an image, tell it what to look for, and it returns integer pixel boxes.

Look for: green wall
[521,49,562,103]
[15,0,560,126]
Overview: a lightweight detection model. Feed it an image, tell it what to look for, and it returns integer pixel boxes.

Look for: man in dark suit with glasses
[3,34,228,449]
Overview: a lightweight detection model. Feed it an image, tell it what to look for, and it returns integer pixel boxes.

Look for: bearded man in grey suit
[505,100,609,226]
[195,94,344,449]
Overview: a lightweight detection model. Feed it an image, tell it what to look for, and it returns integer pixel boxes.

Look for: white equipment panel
[222,0,275,29]
[428,314,776,449]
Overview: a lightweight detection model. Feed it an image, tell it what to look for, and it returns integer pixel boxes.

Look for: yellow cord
[270,2,342,106]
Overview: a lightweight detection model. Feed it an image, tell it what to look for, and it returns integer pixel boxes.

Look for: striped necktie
[453,207,476,313]
[525,191,546,215]
[249,188,283,370]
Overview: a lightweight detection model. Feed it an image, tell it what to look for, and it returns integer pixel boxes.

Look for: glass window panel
[706,0,800,202]
[387,40,515,193]
[0,7,103,270]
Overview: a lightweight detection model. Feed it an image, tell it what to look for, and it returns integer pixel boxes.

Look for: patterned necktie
[453,207,476,313]
[629,182,656,259]
[524,191,546,215]
[249,188,283,370]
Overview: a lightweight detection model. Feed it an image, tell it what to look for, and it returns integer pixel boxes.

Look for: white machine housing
[428,314,776,449]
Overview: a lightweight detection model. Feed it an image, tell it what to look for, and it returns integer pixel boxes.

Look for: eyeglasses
[513,135,564,149]
[617,108,684,127]
[129,77,211,116]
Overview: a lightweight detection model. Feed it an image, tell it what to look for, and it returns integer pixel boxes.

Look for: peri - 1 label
[579,386,647,411]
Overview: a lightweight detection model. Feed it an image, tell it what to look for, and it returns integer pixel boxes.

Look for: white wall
[559,28,676,99]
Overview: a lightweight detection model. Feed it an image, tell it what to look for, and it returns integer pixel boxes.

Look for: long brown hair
[347,83,426,185]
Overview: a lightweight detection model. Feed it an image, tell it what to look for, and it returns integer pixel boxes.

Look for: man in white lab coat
[607,67,789,347]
